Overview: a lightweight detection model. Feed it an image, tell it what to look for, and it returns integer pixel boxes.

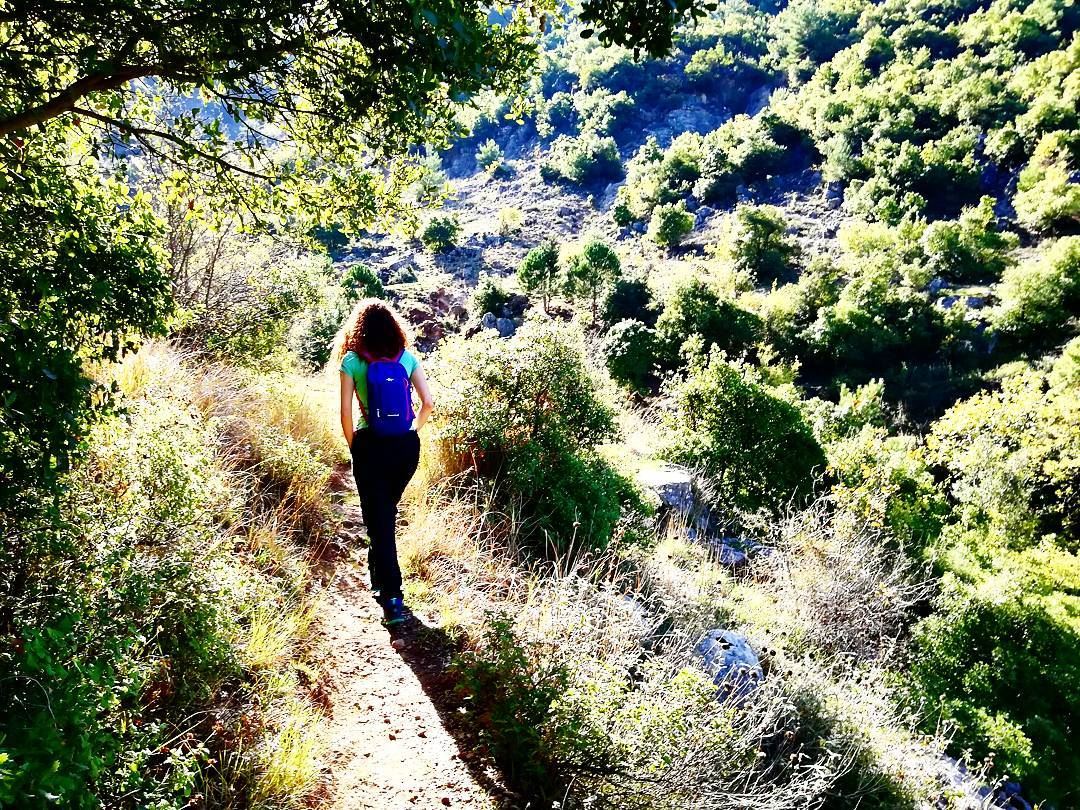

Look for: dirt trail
[315,464,503,810]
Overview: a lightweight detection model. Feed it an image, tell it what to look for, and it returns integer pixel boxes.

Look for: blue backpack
[361,350,415,436]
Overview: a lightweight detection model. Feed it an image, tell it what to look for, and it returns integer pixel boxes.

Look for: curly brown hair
[334,298,410,361]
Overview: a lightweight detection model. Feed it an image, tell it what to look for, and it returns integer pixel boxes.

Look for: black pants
[351,428,420,602]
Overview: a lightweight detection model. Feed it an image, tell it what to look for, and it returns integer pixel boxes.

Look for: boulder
[927,276,949,295]
[710,540,748,568]
[481,311,497,330]
[965,295,987,309]
[823,180,844,200]
[495,317,516,337]
[695,205,716,226]
[428,287,453,313]
[638,465,695,516]
[695,629,763,699]
[744,85,774,117]
[507,293,530,317]
[995,781,1032,810]
[449,303,468,321]
[387,255,418,273]
[407,305,435,324]
[417,319,444,343]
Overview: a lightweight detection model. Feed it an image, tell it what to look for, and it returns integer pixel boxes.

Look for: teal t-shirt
[340,349,421,429]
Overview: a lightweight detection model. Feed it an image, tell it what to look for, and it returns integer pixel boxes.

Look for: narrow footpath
[315,464,504,810]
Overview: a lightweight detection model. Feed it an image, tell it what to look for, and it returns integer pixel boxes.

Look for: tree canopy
[0,0,711,230]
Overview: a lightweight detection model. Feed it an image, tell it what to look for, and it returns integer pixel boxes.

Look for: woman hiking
[337,299,434,626]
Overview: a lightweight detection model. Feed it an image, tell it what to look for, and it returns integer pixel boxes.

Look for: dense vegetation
[0,0,697,806]
[3,0,1078,806]
[423,0,1080,805]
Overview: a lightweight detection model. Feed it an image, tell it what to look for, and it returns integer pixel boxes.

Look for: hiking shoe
[382,597,407,626]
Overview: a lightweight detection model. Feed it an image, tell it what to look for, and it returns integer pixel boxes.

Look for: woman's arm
[411,363,435,431]
[340,371,356,447]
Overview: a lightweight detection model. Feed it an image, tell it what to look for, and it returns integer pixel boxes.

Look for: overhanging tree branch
[72,106,274,181]
[0,67,156,136]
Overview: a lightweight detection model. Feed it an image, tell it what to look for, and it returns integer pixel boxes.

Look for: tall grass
[395,419,974,808]
[101,341,334,808]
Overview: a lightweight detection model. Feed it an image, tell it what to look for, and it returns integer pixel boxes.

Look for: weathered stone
[495,317,516,337]
[695,205,716,226]
[428,288,453,313]
[507,293,530,317]
[927,276,949,295]
[744,85,774,117]
[638,465,695,515]
[481,312,497,330]
[711,541,748,568]
[407,305,435,324]
[418,320,444,342]
[695,629,763,698]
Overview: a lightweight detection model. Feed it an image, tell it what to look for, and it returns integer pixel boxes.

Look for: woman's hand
[411,364,435,431]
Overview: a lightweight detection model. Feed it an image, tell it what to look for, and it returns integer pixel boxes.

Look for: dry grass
[104,341,334,810]
[395,414,969,809]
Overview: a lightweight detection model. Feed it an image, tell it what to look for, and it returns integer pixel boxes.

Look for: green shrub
[473,276,514,317]
[928,367,1080,544]
[573,88,635,136]
[714,204,801,287]
[1,393,235,808]
[616,136,688,222]
[696,115,789,203]
[655,279,763,368]
[431,321,640,552]
[1014,130,1080,234]
[540,133,623,185]
[662,352,826,517]
[450,614,574,798]
[647,202,695,247]
[684,43,770,99]
[290,262,385,370]
[826,424,948,550]
[497,206,524,236]
[812,262,944,376]
[563,239,621,325]
[536,91,575,139]
[602,277,658,327]
[757,257,842,361]
[517,240,562,312]
[603,319,657,394]
[910,362,1080,803]
[1049,335,1080,391]
[992,236,1080,346]
[911,579,1080,803]
[770,0,866,81]
[922,196,1018,283]
[341,262,385,301]
[0,138,171,517]
[420,214,462,253]
[475,138,508,176]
